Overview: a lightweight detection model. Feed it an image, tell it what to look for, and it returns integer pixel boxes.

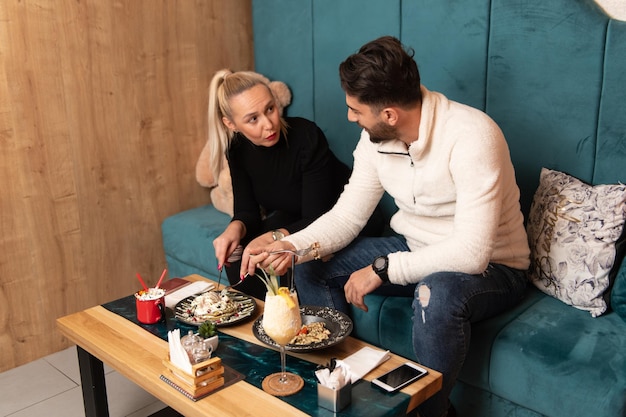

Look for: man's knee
[414,272,468,320]
[418,284,431,307]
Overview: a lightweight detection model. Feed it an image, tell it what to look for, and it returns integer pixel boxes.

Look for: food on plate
[186,290,239,321]
[290,321,331,345]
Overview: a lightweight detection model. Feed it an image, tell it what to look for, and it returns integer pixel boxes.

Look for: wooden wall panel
[0,0,253,371]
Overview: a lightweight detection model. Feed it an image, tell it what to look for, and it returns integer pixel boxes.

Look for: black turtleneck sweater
[227,117,350,241]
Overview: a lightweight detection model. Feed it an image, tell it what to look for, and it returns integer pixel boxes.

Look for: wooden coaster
[262,373,304,396]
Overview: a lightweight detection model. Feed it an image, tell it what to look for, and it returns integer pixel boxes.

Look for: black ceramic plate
[174,290,256,327]
[252,305,353,352]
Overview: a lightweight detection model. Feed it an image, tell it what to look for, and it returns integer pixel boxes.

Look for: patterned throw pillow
[527,168,626,317]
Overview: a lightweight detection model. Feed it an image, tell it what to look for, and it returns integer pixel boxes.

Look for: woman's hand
[213,221,246,269]
[246,231,275,251]
[240,239,296,278]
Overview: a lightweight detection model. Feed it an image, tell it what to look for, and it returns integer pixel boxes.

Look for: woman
[209,69,356,299]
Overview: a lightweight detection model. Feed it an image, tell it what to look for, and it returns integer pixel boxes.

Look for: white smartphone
[371,362,428,393]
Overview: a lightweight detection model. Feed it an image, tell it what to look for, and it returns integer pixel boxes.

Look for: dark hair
[339,36,421,109]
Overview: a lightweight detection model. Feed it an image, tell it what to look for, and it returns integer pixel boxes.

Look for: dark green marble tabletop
[103,294,410,416]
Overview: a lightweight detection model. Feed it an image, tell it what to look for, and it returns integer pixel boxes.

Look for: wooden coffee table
[56,274,441,417]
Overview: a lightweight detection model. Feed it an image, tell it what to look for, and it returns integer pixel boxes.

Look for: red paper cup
[135,288,165,324]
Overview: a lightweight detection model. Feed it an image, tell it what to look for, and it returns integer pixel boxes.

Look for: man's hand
[344,265,384,312]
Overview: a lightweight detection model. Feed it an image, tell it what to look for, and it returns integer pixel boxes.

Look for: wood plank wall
[0,0,253,372]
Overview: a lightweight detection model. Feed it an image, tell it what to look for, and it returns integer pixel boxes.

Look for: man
[242,36,530,417]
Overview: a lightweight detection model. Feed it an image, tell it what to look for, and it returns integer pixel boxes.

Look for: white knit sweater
[285,86,530,285]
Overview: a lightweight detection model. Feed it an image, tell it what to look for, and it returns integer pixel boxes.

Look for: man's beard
[365,120,398,144]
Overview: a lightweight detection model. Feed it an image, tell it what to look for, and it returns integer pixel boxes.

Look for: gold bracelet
[311,242,321,260]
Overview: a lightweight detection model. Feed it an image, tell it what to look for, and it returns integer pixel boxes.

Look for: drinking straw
[135,273,149,291]
[155,268,167,289]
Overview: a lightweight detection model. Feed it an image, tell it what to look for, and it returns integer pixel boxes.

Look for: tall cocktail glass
[261,288,303,395]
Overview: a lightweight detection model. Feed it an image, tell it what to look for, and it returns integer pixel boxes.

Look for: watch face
[374,256,387,271]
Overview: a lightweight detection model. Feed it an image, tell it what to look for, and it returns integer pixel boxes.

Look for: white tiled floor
[0,346,169,417]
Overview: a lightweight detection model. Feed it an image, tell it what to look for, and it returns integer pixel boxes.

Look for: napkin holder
[317,382,352,412]
[162,356,224,397]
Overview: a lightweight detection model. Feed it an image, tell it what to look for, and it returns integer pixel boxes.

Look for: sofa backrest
[252,0,626,218]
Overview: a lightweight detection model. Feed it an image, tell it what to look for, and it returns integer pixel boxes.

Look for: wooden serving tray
[162,356,225,397]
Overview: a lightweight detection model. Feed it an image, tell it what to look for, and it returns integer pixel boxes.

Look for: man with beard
[241,36,530,417]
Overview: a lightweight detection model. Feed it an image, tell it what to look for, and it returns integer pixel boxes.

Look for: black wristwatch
[372,255,390,284]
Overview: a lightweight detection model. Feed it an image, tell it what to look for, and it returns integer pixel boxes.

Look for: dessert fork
[269,242,319,257]
[217,245,245,289]
[268,247,313,257]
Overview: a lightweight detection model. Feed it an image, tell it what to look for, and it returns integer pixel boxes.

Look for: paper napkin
[165,281,215,308]
[168,329,192,374]
[315,360,351,389]
[342,346,390,383]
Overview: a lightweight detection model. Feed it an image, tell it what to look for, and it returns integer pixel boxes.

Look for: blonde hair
[206,69,288,183]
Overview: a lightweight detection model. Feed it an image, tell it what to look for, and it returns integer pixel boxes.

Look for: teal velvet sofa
[161,0,626,416]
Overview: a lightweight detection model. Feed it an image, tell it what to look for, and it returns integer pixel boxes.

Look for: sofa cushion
[611,261,626,323]
[451,380,545,417]
[350,287,547,392]
[350,295,415,361]
[162,205,231,281]
[527,168,626,317]
[457,287,545,390]
[488,295,626,417]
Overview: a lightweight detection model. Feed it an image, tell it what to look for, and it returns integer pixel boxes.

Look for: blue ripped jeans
[294,236,528,417]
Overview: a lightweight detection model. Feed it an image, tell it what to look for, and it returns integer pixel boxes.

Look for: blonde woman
[209,69,359,299]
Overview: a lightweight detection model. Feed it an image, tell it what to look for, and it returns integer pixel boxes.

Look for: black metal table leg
[77,346,110,417]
